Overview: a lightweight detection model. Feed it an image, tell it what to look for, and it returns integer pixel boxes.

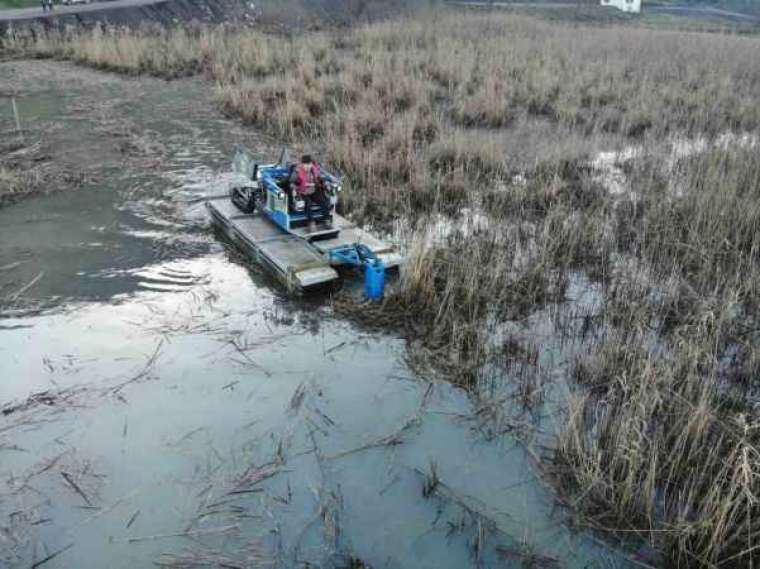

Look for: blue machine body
[329,244,386,300]
[364,260,386,300]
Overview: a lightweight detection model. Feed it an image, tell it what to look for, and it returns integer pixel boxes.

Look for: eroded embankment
[0,0,430,36]
[0,0,254,34]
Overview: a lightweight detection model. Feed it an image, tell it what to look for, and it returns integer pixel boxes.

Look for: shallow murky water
[592,131,759,198]
[1,62,631,569]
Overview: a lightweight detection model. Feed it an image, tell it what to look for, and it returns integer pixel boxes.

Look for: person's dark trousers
[305,191,331,222]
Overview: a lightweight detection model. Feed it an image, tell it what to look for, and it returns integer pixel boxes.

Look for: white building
[600,0,642,14]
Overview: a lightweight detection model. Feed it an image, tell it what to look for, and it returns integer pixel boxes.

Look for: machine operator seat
[281,164,300,213]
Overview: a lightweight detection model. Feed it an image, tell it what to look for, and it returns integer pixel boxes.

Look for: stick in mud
[110,523,240,543]
[23,451,67,483]
[126,509,140,528]
[411,465,512,536]
[111,339,164,393]
[324,383,432,461]
[228,338,272,377]
[0,261,23,272]
[7,271,44,303]
[232,461,285,491]
[80,488,141,526]
[60,471,93,507]
[30,543,74,569]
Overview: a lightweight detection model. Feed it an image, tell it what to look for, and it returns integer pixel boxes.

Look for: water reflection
[0,254,624,568]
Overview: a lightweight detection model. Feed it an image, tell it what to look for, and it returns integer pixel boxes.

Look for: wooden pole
[11,96,23,142]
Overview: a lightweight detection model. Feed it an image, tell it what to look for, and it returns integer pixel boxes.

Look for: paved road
[448,1,587,8]
[648,5,758,22]
[0,0,166,21]
[448,1,758,22]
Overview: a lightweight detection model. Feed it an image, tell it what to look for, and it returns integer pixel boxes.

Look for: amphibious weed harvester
[206,149,402,295]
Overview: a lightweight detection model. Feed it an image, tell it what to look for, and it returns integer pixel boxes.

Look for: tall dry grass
[552,145,760,568]
[338,223,567,385]
[559,327,760,567]
[9,24,206,77]
[5,12,760,221]
[0,168,22,199]
[0,162,43,207]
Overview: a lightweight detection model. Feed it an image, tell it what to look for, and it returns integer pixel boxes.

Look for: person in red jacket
[291,155,331,231]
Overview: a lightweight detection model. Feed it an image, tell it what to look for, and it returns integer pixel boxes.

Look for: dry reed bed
[549,146,760,568]
[6,13,760,567]
[5,14,760,220]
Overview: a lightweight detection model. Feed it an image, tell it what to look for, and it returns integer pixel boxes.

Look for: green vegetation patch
[0,0,41,9]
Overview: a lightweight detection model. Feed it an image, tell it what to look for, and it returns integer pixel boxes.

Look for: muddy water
[1,62,628,569]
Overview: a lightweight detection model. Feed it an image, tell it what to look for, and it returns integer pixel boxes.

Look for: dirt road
[448,1,586,8]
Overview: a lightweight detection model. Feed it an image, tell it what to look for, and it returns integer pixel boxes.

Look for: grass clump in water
[0,162,43,208]
[338,226,566,386]
[0,168,22,197]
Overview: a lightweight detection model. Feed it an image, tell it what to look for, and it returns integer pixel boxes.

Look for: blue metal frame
[328,244,379,267]
[330,244,386,299]
[256,164,339,232]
